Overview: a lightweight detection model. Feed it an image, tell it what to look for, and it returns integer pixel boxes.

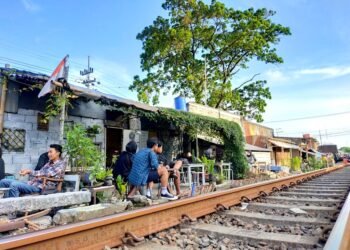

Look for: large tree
[130,0,291,122]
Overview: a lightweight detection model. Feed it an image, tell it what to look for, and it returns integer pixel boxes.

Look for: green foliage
[215,172,226,184]
[199,156,215,174]
[43,91,73,123]
[290,157,301,172]
[86,125,102,137]
[340,147,350,153]
[156,108,248,178]
[307,157,325,170]
[92,99,248,178]
[131,0,291,122]
[64,124,104,173]
[90,167,113,182]
[116,175,127,199]
[281,158,291,168]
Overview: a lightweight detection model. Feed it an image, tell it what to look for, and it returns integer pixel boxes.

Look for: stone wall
[2,108,105,174]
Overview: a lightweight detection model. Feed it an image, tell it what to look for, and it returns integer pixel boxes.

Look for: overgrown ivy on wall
[94,97,248,178]
[41,92,248,178]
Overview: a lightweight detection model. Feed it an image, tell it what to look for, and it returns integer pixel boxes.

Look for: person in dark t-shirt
[35,152,49,171]
[113,141,137,182]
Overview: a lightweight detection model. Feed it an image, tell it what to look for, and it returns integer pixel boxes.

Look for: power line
[264,111,350,123]
[0,39,132,87]
[0,57,134,99]
[278,127,350,136]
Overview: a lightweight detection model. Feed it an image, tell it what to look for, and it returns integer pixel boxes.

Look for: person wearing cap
[127,138,177,200]
[0,144,66,197]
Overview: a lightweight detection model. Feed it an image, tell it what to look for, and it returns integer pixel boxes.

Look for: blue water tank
[174,96,187,111]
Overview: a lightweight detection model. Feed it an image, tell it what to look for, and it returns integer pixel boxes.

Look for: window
[2,128,26,152]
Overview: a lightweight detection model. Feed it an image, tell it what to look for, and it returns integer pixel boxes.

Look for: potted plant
[86,125,102,138]
[64,125,105,185]
[89,166,113,187]
[116,175,127,200]
[200,156,216,183]
[290,157,301,173]
[215,173,226,185]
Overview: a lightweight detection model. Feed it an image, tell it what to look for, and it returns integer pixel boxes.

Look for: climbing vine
[43,90,73,123]
[93,97,248,178]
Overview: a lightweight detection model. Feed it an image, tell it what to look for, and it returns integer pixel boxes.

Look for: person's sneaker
[146,194,152,200]
[161,193,178,201]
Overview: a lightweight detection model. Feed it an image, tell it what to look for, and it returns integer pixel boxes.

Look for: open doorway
[106,127,122,167]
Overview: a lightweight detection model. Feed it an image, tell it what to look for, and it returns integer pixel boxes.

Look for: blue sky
[1,0,350,147]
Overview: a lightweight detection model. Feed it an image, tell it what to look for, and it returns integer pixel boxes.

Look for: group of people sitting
[0,137,188,201]
[113,137,190,201]
[0,144,65,197]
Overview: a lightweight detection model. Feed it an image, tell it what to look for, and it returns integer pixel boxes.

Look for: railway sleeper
[191,223,323,249]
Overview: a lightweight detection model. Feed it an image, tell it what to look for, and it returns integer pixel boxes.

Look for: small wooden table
[90,185,115,204]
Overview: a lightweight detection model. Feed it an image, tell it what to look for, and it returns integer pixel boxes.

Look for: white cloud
[264,69,289,83]
[296,66,350,78]
[21,0,41,12]
[262,96,350,147]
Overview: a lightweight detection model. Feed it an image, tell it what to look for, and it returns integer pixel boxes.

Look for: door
[106,128,122,167]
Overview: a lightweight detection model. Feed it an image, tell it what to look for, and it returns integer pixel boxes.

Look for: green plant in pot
[64,125,105,185]
[116,175,127,200]
[215,173,226,185]
[86,125,102,138]
[89,166,113,187]
[200,156,216,183]
[290,157,301,172]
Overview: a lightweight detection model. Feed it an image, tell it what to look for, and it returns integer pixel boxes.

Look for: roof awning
[301,150,316,156]
[197,134,223,145]
[245,144,272,152]
[269,139,300,150]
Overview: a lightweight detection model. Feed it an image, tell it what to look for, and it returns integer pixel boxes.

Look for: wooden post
[195,135,199,158]
[0,76,8,145]
[58,91,66,145]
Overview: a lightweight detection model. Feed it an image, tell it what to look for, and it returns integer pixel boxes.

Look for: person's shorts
[147,169,160,183]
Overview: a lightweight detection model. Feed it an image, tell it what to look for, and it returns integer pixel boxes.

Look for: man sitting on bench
[128,138,178,201]
[0,144,65,197]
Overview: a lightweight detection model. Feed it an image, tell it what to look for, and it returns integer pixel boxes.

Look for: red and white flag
[38,55,69,98]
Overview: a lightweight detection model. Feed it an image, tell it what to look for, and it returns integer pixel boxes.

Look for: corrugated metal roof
[269,139,300,150]
[1,67,158,112]
[245,144,272,152]
[68,84,158,112]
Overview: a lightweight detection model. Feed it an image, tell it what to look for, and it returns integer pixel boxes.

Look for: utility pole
[80,56,100,88]
[319,130,323,145]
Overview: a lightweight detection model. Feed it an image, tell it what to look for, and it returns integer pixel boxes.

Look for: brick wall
[2,109,105,174]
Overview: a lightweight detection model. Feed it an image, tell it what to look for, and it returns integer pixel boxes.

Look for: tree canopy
[340,147,350,153]
[130,0,291,122]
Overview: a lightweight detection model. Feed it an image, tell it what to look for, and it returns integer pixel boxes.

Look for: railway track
[0,164,349,250]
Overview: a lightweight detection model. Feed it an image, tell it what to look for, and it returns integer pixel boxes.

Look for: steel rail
[324,176,350,250]
[0,164,347,250]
